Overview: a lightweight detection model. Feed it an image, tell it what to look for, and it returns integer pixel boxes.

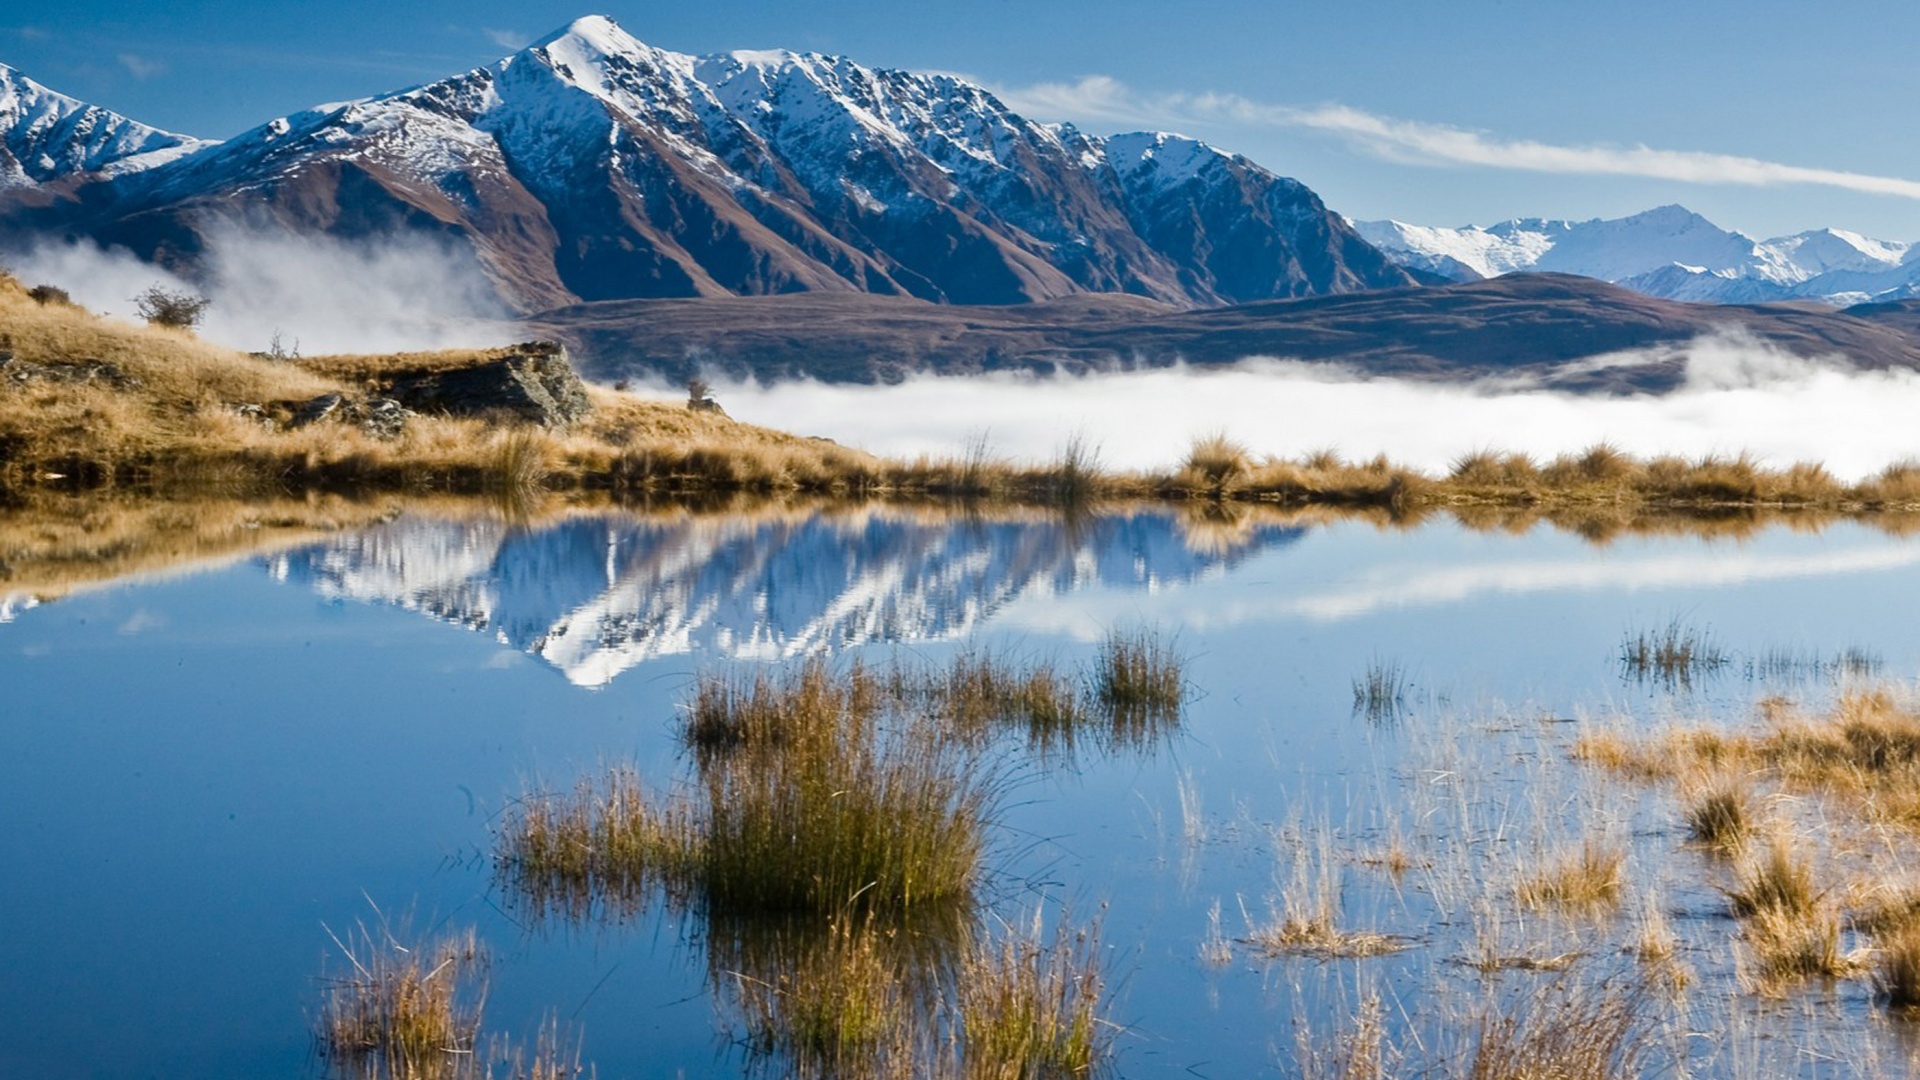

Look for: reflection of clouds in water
[998,538,1920,636]
[709,335,1920,482]
[116,610,169,635]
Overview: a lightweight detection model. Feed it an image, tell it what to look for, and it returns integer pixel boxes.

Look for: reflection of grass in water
[1619,617,1729,688]
[718,910,940,1080]
[955,911,1109,1080]
[1748,646,1883,682]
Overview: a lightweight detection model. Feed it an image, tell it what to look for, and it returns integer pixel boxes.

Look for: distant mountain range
[0,15,1413,311]
[1353,205,1920,306]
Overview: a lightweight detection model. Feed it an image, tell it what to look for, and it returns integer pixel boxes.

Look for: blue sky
[8,0,1920,240]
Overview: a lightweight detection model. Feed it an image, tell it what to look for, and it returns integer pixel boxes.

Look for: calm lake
[6,503,1920,1078]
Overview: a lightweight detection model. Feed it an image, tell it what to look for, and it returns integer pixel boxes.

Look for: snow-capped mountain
[1353,205,1920,306]
[2,15,1413,311]
[265,507,1303,687]
[0,63,209,189]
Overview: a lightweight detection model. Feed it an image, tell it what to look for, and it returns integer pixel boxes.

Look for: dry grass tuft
[1681,773,1754,851]
[1725,834,1818,919]
[1619,617,1729,687]
[1873,919,1920,1009]
[1740,905,1854,991]
[1180,431,1251,490]
[500,660,992,922]
[1351,657,1409,724]
[1516,840,1627,912]
[1465,976,1652,1080]
[319,923,485,1080]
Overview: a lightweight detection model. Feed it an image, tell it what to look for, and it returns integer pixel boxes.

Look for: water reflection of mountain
[264,508,1303,686]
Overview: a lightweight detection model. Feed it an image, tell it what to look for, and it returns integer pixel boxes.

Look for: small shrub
[132,283,211,328]
[26,283,70,306]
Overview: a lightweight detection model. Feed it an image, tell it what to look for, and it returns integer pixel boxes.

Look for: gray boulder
[387,342,591,429]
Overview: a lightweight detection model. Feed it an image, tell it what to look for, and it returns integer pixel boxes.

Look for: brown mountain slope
[527,274,1920,392]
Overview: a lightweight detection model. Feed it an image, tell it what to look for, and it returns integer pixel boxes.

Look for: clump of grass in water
[700,710,988,916]
[1873,919,1920,1010]
[954,911,1110,1080]
[1351,657,1408,725]
[318,922,484,1079]
[500,661,991,921]
[1725,833,1818,918]
[1748,645,1883,682]
[1515,839,1627,912]
[684,658,883,761]
[1619,617,1729,688]
[1681,773,1753,852]
[1466,975,1652,1080]
[1091,627,1184,745]
[496,767,694,923]
[912,649,1088,753]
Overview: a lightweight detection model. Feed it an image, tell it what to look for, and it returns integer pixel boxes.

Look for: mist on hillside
[7,227,510,355]
[701,330,1920,482]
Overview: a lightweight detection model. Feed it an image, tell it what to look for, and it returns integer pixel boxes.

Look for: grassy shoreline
[5,272,1920,516]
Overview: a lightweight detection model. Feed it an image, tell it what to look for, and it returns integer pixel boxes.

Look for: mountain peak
[530,14,638,56]
[0,61,209,187]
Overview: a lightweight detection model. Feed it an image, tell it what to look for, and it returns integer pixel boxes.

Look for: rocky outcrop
[288,393,412,439]
[386,342,591,428]
[0,355,141,389]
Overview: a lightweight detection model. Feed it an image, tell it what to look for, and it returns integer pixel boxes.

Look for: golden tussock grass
[18,275,1920,533]
[1580,689,1920,831]
[319,923,485,1080]
[501,658,993,922]
[1515,839,1627,912]
[1463,977,1652,1080]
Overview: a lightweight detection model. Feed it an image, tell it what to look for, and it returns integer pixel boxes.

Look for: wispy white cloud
[483,28,530,50]
[116,52,166,80]
[994,75,1920,202]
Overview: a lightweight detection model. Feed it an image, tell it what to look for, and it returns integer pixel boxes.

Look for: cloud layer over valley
[703,332,1920,482]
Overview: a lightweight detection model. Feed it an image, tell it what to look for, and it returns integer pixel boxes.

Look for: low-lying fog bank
[702,334,1920,481]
